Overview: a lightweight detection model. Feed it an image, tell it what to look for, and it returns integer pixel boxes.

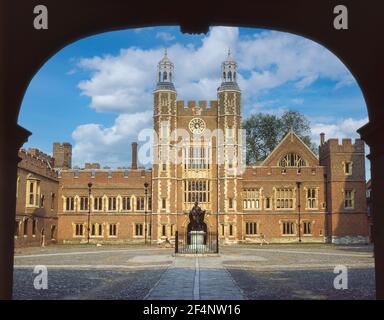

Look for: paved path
[145,256,245,300]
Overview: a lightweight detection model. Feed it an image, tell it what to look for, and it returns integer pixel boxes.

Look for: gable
[261,130,319,167]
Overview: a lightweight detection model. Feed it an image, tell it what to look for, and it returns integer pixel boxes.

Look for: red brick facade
[16,52,369,246]
[15,149,59,247]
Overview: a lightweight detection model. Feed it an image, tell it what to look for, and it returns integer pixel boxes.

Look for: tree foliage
[242,110,317,164]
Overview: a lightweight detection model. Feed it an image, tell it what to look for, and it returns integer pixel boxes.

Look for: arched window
[169,72,172,82]
[279,153,306,167]
[228,71,232,81]
[234,72,236,81]
[158,72,161,82]
[163,71,167,81]
[223,72,226,80]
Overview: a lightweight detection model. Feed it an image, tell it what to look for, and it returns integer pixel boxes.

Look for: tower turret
[153,49,178,237]
[219,49,240,92]
[217,49,243,238]
[156,49,176,91]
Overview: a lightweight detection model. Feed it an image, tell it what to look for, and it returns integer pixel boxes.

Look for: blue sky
[18,26,369,176]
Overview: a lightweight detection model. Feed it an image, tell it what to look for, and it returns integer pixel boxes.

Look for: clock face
[189,118,206,134]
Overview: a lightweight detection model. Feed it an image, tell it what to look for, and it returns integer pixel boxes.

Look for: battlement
[84,163,101,170]
[59,167,152,186]
[53,142,72,169]
[319,137,365,154]
[26,148,55,166]
[53,142,72,147]
[18,148,57,179]
[176,100,218,115]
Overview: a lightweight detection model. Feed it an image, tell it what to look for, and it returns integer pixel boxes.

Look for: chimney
[320,133,325,146]
[131,142,137,169]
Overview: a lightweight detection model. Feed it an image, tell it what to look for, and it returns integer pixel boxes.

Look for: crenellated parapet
[319,138,365,157]
[176,100,218,115]
[59,168,152,187]
[18,148,57,179]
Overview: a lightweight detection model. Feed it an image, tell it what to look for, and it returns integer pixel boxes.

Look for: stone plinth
[188,230,206,253]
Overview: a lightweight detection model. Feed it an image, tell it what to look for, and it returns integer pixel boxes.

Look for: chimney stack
[131,142,137,169]
[320,133,325,146]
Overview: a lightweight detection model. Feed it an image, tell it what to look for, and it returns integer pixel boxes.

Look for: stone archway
[1,0,384,299]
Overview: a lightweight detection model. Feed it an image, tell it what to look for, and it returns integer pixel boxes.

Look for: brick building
[15,148,59,247]
[18,50,369,246]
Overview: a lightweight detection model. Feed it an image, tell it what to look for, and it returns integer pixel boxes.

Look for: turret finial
[218,47,240,91]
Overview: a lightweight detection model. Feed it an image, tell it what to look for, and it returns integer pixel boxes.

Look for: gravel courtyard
[13,244,375,300]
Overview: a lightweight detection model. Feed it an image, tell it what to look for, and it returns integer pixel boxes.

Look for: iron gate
[175,231,218,254]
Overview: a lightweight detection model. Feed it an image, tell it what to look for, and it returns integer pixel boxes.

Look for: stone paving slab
[13,245,375,300]
[145,256,245,300]
[145,258,195,300]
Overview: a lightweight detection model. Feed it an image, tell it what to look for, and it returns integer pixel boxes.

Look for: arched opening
[12,25,373,299]
[2,1,383,301]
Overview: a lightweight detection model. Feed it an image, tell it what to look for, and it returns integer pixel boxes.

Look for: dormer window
[279,153,306,167]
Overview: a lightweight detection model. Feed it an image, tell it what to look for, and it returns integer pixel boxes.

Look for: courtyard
[13,244,375,300]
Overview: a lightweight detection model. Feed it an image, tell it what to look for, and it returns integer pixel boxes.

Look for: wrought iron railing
[175,231,218,254]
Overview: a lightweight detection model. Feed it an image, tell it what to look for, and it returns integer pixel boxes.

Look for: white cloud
[291,98,304,105]
[310,117,368,145]
[76,27,354,115]
[71,111,152,167]
[72,26,362,167]
[156,32,175,42]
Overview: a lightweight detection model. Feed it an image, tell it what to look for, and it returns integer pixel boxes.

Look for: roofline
[261,129,318,166]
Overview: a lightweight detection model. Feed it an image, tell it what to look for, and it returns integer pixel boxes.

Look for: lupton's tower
[152,50,178,241]
[217,49,243,241]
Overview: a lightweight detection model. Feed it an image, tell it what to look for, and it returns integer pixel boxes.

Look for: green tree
[242,110,317,164]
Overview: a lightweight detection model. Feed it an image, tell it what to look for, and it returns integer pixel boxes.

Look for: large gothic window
[279,153,306,167]
[183,180,210,205]
[184,146,210,170]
